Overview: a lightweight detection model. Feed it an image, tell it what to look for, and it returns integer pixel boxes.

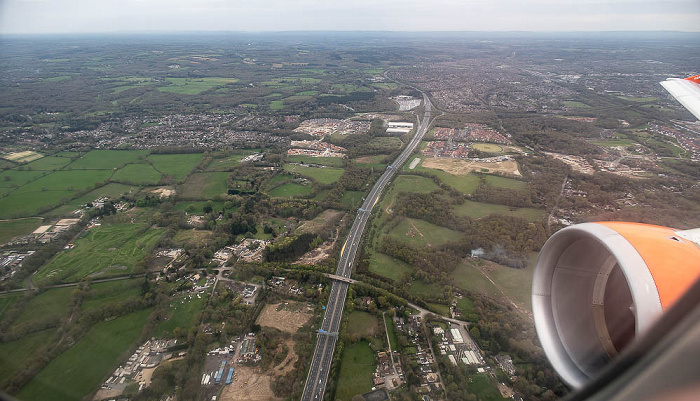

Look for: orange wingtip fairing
[599,222,700,309]
[685,74,700,83]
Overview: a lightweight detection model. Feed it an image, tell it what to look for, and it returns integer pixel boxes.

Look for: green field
[0,329,58,382]
[0,189,72,218]
[15,170,112,193]
[484,175,526,189]
[453,201,544,221]
[13,287,75,326]
[286,155,344,167]
[154,294,206,337]
[340,190,364,208]
[346,311,380,337]
[113,164,162,184]
[179,172,231,199]
[451,256,536,312]
[17,308,152,401]
[386,218,463,248]
[283,164,344,184]
[34,223,164,285]
[456,297,475,316]
[158,77,238,95]
[24,156,73,171]
[0,217,44,243]
[270,100,285,110]
[472,143,504,153]
[334,340,376,401]
[0,170,46,189]
[450,261,501,300]
[68,150,149,170]
[392,175,439,193]
[427,302,450,316]
[468,374,508,401]
[368,252,412,282]
[408,280,445,300]
[149,153,203,181]
[0,292,23,321]
[80,279,143,311]
[268,182,313,198]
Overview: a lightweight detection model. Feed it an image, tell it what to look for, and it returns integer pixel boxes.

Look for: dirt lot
[150,187,176,198]
[296,209,345,235]
[219,366,281,401]
[220,303,313,400]
[256,302,313,333]
[422,157,521,177]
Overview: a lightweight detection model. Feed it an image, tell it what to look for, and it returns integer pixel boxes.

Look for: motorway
[301,93,433,401]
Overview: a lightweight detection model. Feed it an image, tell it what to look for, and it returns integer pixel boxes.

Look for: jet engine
[532,222,700,389]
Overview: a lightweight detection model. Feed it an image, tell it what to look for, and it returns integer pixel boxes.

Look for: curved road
[302,93,433,401]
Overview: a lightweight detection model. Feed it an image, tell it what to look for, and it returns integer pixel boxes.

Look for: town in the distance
[0,32,699,401]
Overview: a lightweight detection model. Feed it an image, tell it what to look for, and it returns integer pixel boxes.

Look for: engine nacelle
[532,222,700,388]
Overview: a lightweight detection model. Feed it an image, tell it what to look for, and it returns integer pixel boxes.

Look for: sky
[1,0,699,34]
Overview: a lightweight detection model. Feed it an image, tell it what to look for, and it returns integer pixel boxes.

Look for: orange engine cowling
[532,222,700,388]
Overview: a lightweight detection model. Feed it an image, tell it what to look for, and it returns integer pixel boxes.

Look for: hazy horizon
[2,0,699,35]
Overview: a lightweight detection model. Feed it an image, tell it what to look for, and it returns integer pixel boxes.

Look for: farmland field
[346,311,380,337]
[386,217,463,248]
[23,156,73,171]
[3,151,43,163]
[158,77,238,95]
[268,182,312,198]
[68,150,148,170]
[283,164,344,184]
[392,174,439,193]
[468,374,508,401]
[0,170,51,189]
[13,287,75,325]
[453,200,544,221]
[15,170,112,193]
[148,153,203,181]
[179,172,231,199]
[0,217,44,243]
[80,279,143,311]
[0,189,74,218]
[334,341,375,401]
[0,329,58,383]
[112,163,162,184]
[0,293,23,321]
[34,223,164,285]
[368,252,412,282]
[17,308,152,401]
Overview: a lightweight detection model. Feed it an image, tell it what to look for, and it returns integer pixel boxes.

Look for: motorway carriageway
[301,93,433,401]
